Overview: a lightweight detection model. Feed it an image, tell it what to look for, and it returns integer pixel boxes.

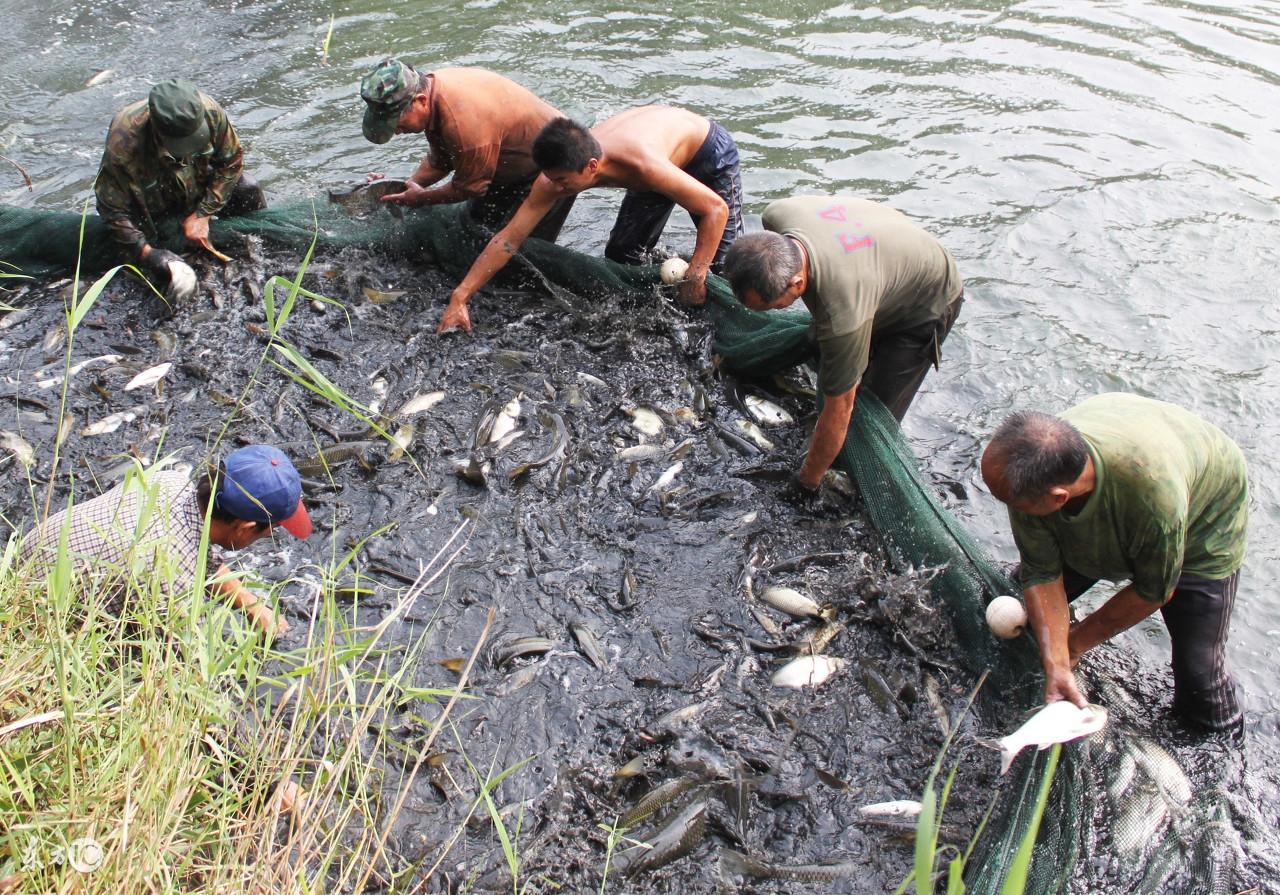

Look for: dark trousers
[603,120,745,272]
[467,179,576,243]
[1060,566,1242,732]
[862,291,964,422]
[219,172,267,217]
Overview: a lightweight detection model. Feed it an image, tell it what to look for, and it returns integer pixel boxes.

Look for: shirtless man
[437,106,744,333]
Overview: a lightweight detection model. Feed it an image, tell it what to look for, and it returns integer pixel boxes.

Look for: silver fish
[488,395,522,444]
[759,585,829,620]
[628,407,664,437]
[745,395,794,426]
[998,702,1108,775]
[859,799,923,821]
[570,622,608,670]
[363,286,408,305]
[81,407,141,436]
[616,443,666,462]
[734,418,774,450]
[396,390,445,417]
[0,430,35,467]
[387,422,415,461]
[644,461,683,498]
[642,700,708,741]
[328,179,408,217]
[491,635,555,668]
[165,259,197,303]
[85,69,115,87]
[123,361,173,392]
[771,655,846,689]
[577,371,607,388]
[35,353,123,390]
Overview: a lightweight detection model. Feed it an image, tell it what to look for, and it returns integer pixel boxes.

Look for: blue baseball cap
[216,445,312,538]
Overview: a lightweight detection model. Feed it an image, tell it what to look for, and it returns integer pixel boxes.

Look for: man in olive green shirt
[981,393,1248,732]
[723,196,964,493]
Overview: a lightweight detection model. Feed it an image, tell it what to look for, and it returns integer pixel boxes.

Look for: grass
[0,221,529,892]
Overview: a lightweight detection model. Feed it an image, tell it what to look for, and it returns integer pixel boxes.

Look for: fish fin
[999,745,1019,776]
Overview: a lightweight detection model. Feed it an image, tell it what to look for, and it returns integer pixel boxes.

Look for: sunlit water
[3,0,1279,869]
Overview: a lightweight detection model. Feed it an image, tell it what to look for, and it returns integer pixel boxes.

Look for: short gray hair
[987,411,1089,502]
[723,232,802,303]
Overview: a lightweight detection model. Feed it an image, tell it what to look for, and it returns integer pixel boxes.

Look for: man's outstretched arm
[438,179,560,333]
[1023,576,1086,707]
[798,386,856,489]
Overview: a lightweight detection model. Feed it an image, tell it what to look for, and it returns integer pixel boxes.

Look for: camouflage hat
[360,58,421,144]
[148,79,211,158]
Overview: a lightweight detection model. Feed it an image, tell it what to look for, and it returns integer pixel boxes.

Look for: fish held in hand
[328,179,408,217]
[998,702,1108,775]
[166,260,197,303]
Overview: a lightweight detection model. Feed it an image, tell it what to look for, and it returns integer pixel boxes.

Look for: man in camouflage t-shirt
[981,393,1248,732]
[94,79,265,285]
[722,196,964,493]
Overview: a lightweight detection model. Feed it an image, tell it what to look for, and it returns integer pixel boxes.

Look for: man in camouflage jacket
[94,79,265,281]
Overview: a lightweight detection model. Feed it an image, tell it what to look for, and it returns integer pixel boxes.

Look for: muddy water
[3,0,1280,890]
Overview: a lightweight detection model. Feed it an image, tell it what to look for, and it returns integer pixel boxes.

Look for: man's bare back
[588,106,712,190]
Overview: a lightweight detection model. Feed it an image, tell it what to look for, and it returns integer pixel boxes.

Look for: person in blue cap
[22,444,312,639]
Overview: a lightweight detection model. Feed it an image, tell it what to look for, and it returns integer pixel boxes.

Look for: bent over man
[981,394,1248,733]
[438,106,744,332]
[358,59,575,239]
[94,79,265,287]
[723,196,964,492]
[22,445,311,639]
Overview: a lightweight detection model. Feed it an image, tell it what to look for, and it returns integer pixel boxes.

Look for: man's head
[981,411,1090,515]
[532,118,602,193]
[148,79,212,160]
[722,232,807,311]
[198,445,312,549]
[360,58,427,144]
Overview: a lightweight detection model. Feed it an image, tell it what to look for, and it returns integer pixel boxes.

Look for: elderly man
[437,107,744,333]
[359,59,574,239]
[981,394,1249,733]
[95,79,265,292]
[23,445,311,639]
[722,196,963,493]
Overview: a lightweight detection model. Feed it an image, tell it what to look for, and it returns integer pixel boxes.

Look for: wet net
[0,199,1250,893]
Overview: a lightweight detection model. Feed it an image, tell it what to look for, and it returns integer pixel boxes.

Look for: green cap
[148,79,211,158]
[360,58,421,144]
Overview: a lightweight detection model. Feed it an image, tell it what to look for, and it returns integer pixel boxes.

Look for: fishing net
[0,198,1251,893]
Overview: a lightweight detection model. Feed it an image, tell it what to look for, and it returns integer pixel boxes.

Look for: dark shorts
[466,178,576,243]
[861,290,964,422]
[604,120,745,271]
[1057,565,1242,733]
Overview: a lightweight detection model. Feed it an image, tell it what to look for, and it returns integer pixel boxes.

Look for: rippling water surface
[2,0,1279,883]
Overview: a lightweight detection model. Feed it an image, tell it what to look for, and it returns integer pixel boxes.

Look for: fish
[150,330,177,356]
[123,362,173,392]
[614,755,648,779]
[569,622,607,670]
[745,395,794,426]
[328,178,408,217]
[56,414,74,447]
[510,410,568,480]
[577,371,608,389]
[771,655,846,689]
[85,68,115,87]
[759,585,834,620]
[0,430,35,467]
[363,286,408,305]
[0,307,34,330]
[396,390,445,417]
[387,422,415,462]
[720,849,861,882]
[618,778,698,829]
[734,418,775,450]
[616,443,666,462]
[81,407,141,436]
[714,421,761,456]
[438,657,466,673]
[491,635,555,668]
[453,456,491,486]
[295,441,378,477]
[35,353,123,390]
[165,259,197,303]
[642,700,708,741]
[488,395,522,444]
[997,702,1108,775]
[628,407,664,437]
[859,799,924,821]
[617,800,708,876]
[644,461,683,498]
[41,325,66,353]
[792,621,844,656]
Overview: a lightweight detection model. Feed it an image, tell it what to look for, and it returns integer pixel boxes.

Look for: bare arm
[437,179,560,333]
[382,157,470,207]
[1068,582,1169,664]
[208,562,287,638]
[1023,577,1085,707]
[798,387,857,488]
[639,162,728,304]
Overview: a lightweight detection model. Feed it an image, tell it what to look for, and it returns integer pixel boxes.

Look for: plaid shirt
[22,470,217,600]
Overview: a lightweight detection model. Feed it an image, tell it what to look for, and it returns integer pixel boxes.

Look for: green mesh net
[0,198,1244,893]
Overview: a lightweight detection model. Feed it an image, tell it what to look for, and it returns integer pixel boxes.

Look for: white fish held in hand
[166,260,197,303]
[771,655,846,689]
[998,702,1108,775]
[123,362,172,391]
